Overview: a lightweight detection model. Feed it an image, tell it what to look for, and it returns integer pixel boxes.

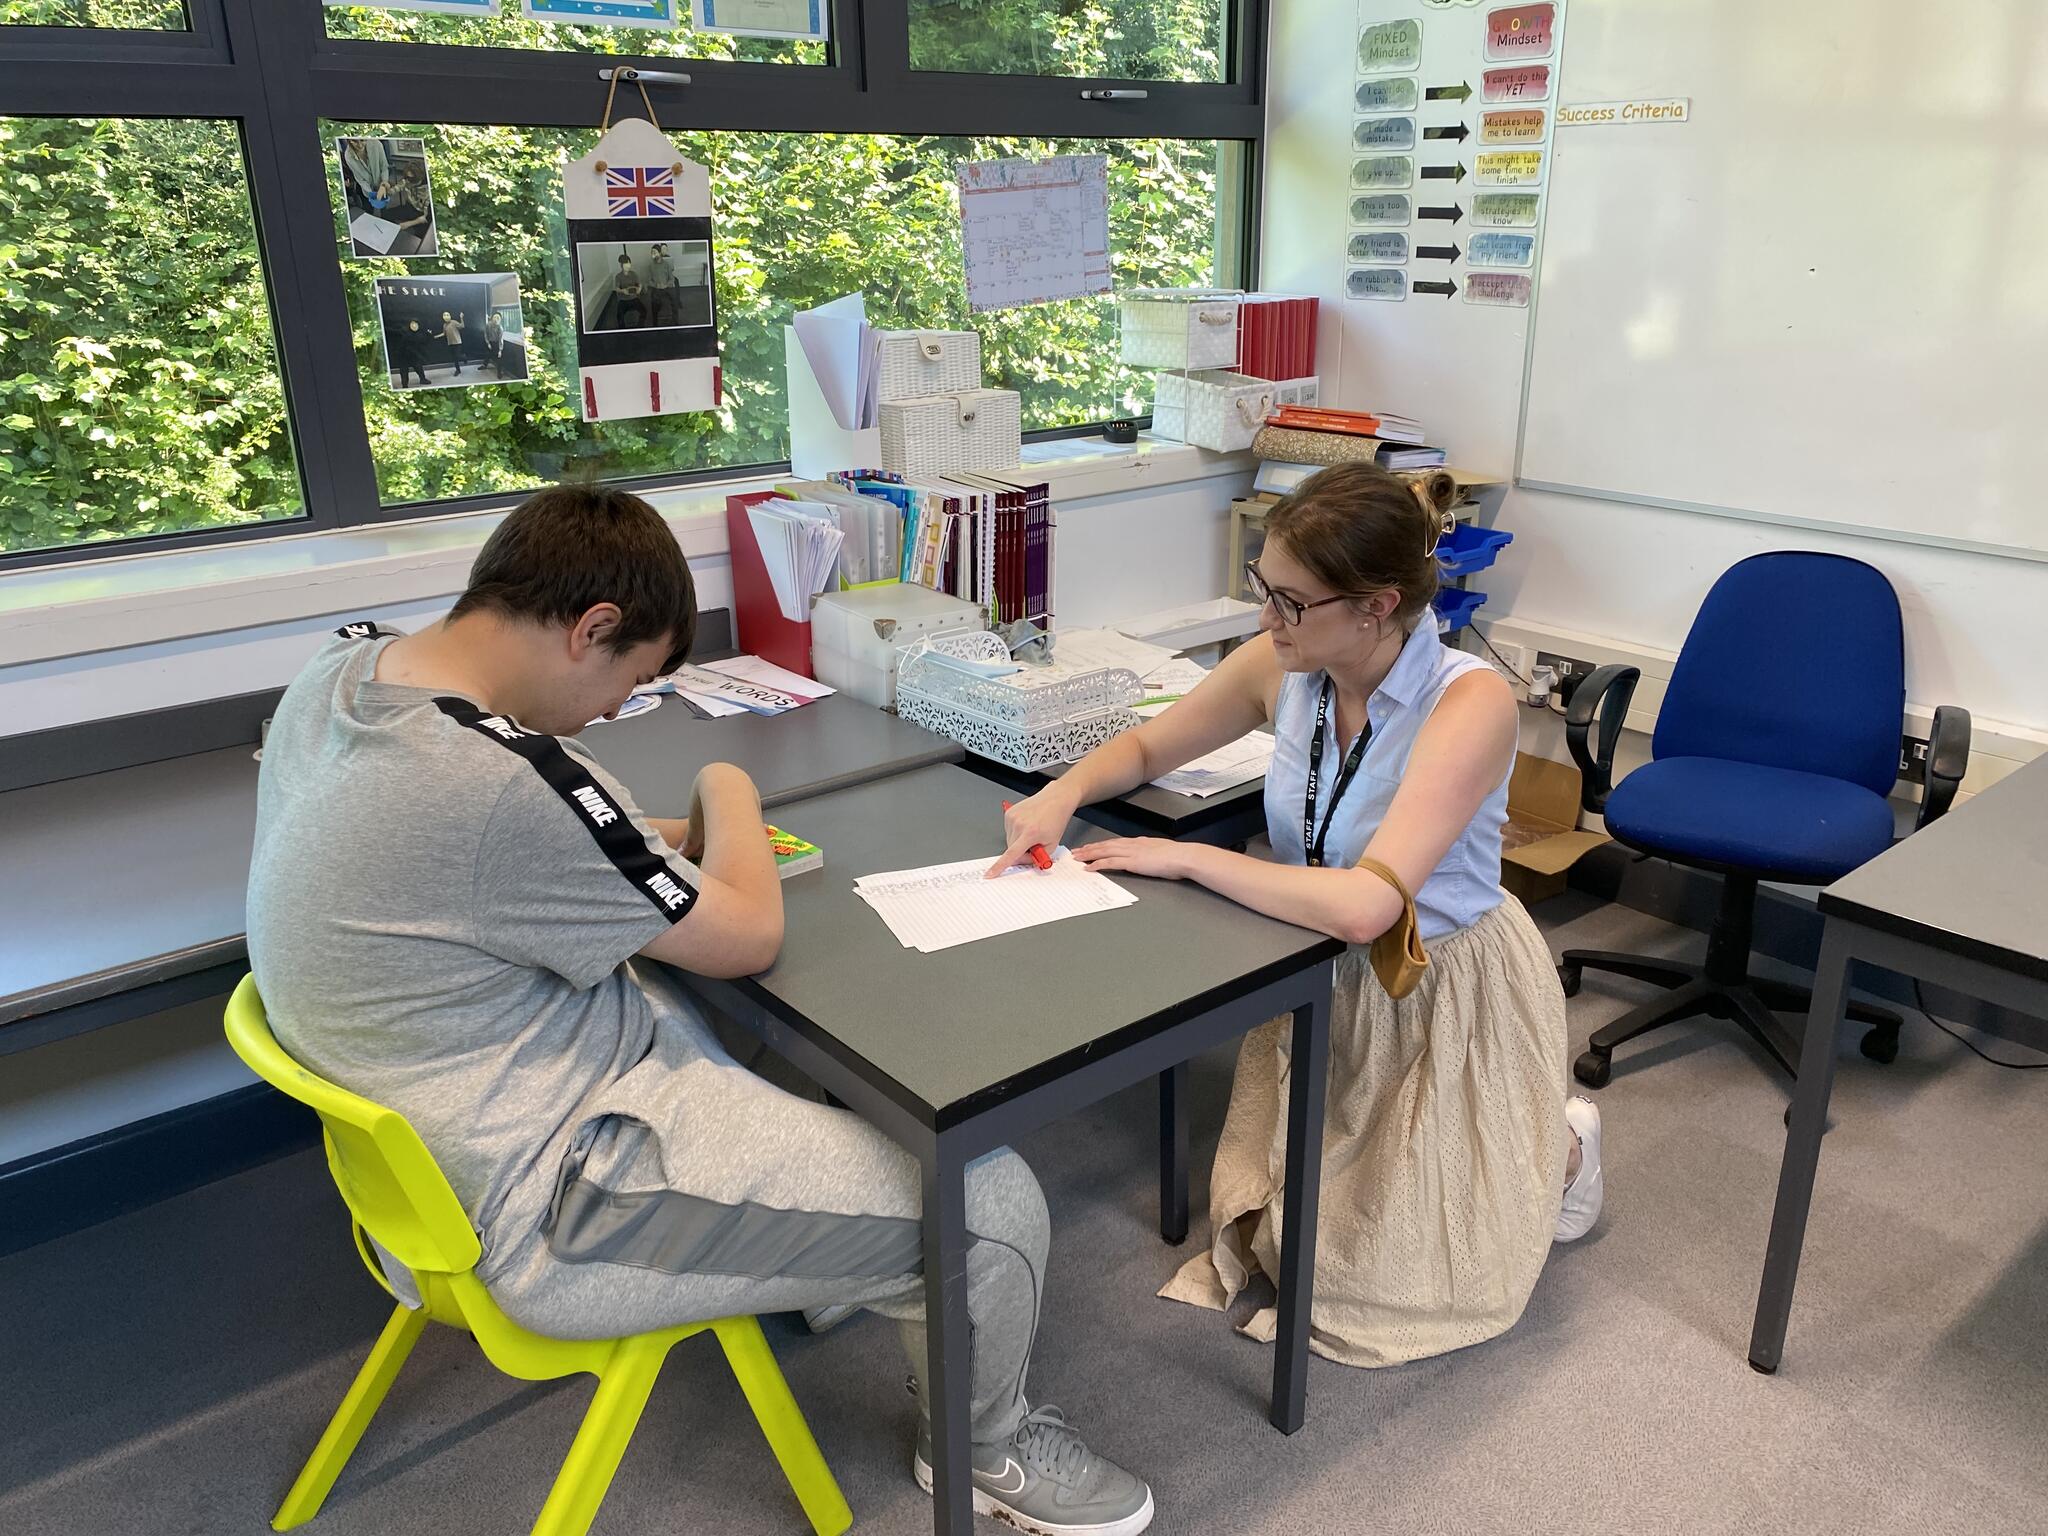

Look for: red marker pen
[1001,802,1055,870]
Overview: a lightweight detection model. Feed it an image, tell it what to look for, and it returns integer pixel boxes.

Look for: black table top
[708,764,1341,1129]
[1821,752,2048,983]
[586,692,961,817]
[0,694,959,1029]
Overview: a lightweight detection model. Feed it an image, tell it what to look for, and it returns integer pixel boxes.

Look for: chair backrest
[223,974,483,1280]
[1653,552,1903,796]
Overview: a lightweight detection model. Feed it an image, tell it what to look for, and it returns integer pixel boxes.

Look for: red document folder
[725,490,815,679]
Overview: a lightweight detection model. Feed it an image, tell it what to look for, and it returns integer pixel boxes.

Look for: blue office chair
[1563,552,1970,1089]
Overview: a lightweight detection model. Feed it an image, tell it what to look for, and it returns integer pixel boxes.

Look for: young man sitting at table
[246,483,1156,1536]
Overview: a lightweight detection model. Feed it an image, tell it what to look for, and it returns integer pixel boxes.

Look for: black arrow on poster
[1420,162,1468,182]
[1416,242,1462,262]
[1417,204,1465,223]
[1414,278,1458,298]
[1424,123,1470,143]
[1426,81,1473,102]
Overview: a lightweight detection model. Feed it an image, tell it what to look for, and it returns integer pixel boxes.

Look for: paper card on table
[853,851,1137,954]
[1152,731,1275,798]
[702,654,836,699]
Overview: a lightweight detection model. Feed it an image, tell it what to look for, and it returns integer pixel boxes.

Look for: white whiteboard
[1518,0,2048,560]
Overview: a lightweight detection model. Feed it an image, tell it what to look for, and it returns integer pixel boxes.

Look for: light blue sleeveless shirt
[1264,620,1511,941]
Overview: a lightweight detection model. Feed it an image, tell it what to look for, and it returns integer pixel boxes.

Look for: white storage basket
[879,388,1022,481]
[1152,372,1319,452]
[895,631,1143,772]
[1119,289,1244,371]
[876,329,983,402]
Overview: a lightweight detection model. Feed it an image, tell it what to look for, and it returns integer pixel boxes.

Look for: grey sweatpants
[479,979,1047,1445]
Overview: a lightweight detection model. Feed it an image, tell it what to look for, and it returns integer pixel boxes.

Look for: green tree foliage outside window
[0,0,185,25]
[2,3,1232,557]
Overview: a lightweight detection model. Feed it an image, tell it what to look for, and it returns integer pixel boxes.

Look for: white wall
[1267,0,2048,742]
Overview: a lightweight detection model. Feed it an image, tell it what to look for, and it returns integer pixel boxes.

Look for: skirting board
[0,1082,318,1259]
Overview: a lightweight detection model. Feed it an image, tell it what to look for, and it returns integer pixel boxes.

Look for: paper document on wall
[1152,731,1275,798]
[747,501,846,622]
[956,155,1112,311]
[692,0,826,40]
[854,851,1137,953]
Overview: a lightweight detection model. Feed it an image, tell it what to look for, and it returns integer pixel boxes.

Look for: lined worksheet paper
[854,852,1136,953]
[1153,731,1275,798]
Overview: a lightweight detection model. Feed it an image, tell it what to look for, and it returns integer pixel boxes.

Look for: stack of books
[1261,405,1448,469]
[1236,295,1318,382]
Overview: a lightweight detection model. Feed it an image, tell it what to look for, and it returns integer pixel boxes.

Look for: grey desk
[586,692,960,816]
[0,697,957,1052]
[672,764,1341,1536]
[963,752,1269,849]
[1750,753,2048,1373]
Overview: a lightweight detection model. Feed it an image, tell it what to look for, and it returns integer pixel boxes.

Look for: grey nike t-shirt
[247,622,708,1254]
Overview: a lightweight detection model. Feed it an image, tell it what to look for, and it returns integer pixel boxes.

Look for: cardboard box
[1501,751,1609,905]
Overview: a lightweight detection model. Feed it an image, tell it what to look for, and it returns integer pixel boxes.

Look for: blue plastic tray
[1436,523,1514,577]
[1432,587,1489,631]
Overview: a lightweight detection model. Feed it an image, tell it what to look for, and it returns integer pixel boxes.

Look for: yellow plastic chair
[224,975,853,1536]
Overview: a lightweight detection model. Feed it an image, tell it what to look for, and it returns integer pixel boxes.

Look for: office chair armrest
[1565,664,1640,814]
[1917,704,1971,829]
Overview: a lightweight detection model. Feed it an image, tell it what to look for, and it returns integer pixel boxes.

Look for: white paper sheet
[1140,657,1212,696]
[1050,627,1180,678]
[348,213,403,254]
[790,293,877,431]
[668,662,807,715]
[1152,731,1275,798]
[854,851,1137,953]
[747,501,845,622]
[956,155,1112,311]
[702,654,836,699]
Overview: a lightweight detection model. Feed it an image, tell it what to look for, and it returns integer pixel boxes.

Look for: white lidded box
[1119,288,1244,371]
[1151,371,1319,452]
[895,631,1143,772]
[875,329,983,402]
[879,388,1023,482]
[810,584,985,708]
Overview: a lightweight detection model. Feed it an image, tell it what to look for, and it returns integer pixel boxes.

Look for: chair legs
[714,1317,855,1536]
[532,1335,667,1536]
[273,1304,429,1531]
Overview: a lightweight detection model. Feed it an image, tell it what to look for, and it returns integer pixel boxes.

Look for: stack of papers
[855,851,1138,954]
[790,293,879,431]
[1153,731,1276,798]
[1136,657,1211,712]
[639,655,835,719]
[748,500,845,622]
[1049,627,1181,678]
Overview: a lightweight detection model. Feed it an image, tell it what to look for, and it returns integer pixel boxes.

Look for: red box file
[725,490,815,679]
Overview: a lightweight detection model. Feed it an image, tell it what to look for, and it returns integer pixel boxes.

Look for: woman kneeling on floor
[994,464,1605,1366]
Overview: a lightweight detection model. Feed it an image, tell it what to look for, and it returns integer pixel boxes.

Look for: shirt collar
[1371,618,1444,712]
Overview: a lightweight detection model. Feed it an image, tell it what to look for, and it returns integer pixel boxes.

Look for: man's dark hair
[450,484,696,672]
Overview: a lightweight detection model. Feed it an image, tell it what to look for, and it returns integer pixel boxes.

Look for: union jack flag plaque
[605,165,676,218]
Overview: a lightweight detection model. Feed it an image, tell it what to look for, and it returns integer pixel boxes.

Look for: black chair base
[1560,948,1902,1088]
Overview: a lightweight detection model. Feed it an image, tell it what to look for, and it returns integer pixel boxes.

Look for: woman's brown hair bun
[1263,462,1450,628]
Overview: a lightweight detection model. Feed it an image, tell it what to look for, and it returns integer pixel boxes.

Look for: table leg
[921,1148,974,1534]
[1748,922,1853,1374]
[1159,1062,1190,1245]
[1272,984,1330,1433]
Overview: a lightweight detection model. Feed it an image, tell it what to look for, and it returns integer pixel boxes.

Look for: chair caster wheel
[1784,1104,1791,1129]
[1573,1050,1611,1089]
[1860,1026,1900,1064]
[1559,964,1582,999]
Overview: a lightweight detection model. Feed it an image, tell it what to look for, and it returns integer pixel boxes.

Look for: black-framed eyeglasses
[1244,560,1363,627]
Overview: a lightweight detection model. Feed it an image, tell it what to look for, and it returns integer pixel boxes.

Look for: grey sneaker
[914,1406,1155,1536]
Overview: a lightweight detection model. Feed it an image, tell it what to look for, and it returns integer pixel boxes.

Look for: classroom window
[0,117,303,557]
[321,4,824,68]
[0,0,185,25]
[332,122,1239,511]
[909,0,1226,82]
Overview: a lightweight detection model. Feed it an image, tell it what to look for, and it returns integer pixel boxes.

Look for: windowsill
[0,436,1250,666]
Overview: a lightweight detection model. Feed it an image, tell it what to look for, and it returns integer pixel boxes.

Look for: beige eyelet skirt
[1160,894,1569,1367]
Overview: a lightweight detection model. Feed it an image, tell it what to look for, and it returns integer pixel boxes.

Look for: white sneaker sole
[1555,1095,1605,1243]
[914,1451,1157,1536]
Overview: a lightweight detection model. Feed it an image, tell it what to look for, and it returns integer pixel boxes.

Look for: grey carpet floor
[7,894,2048,1536]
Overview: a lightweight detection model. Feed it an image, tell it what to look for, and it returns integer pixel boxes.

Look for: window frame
[0,0,1266,571]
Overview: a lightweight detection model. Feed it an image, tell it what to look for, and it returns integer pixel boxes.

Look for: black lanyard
[1303,677,1372,869]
